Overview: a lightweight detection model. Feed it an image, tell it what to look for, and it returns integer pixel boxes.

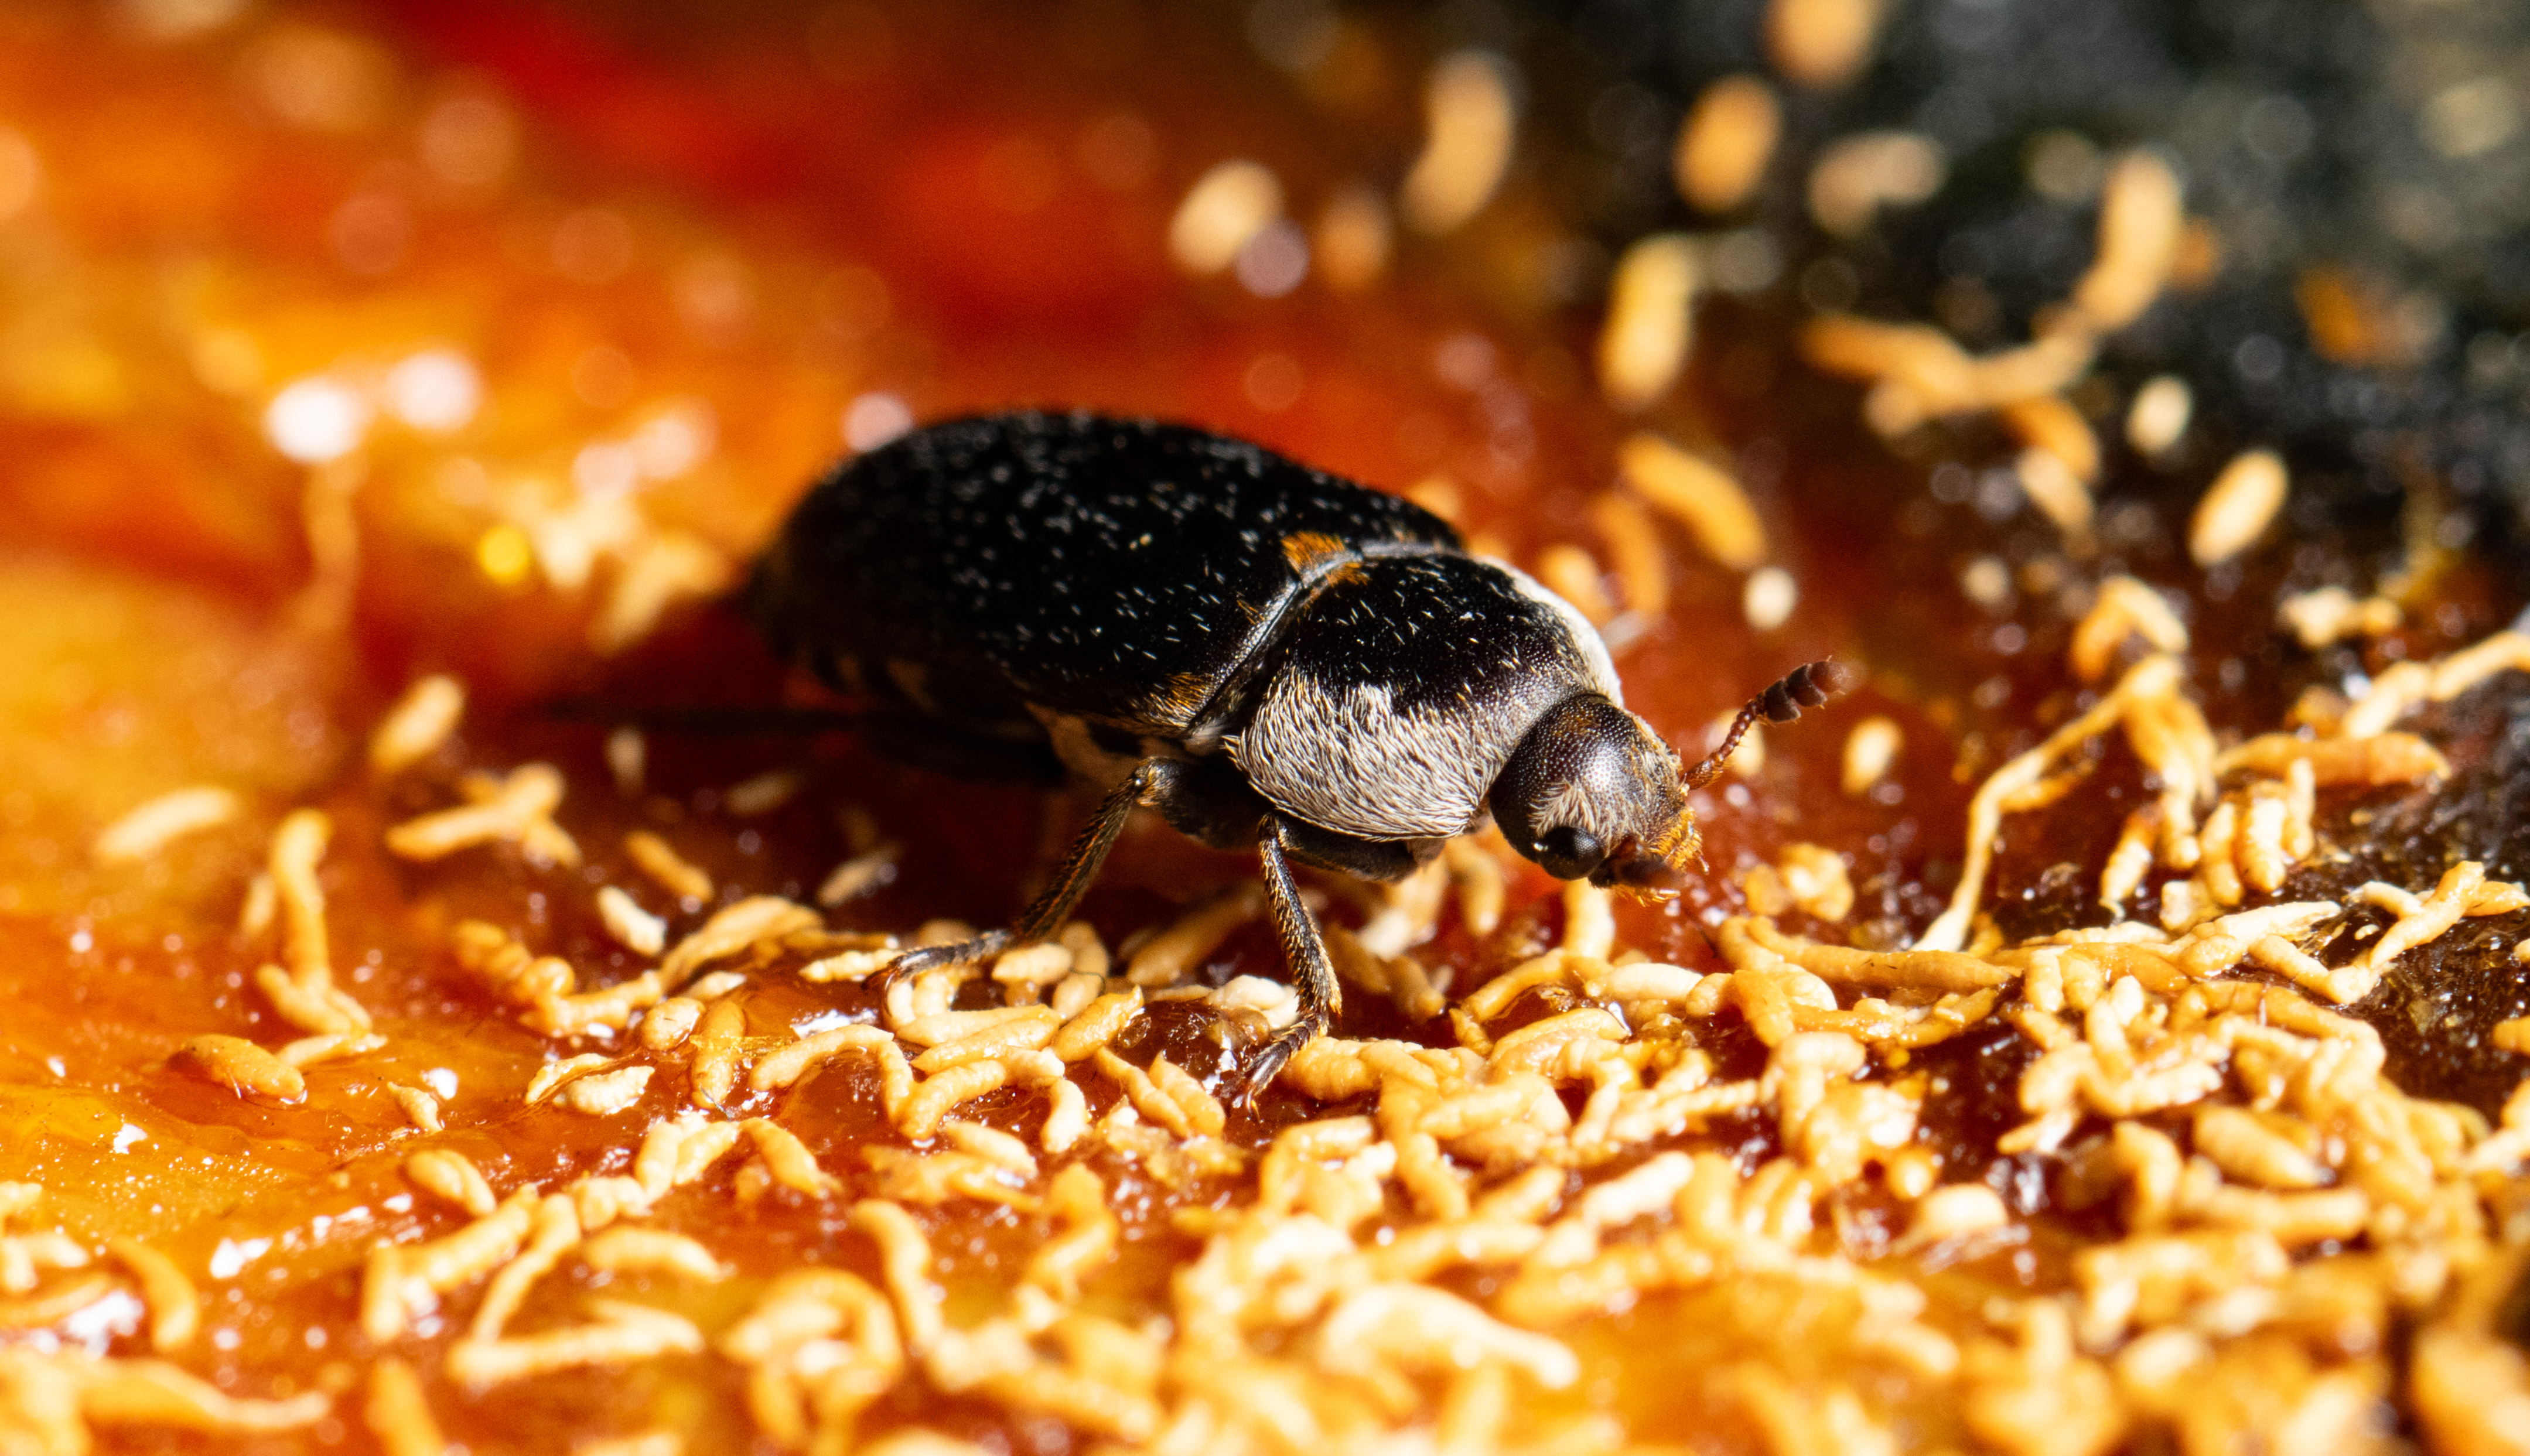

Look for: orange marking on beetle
[1144,672,1215,722]
[1281,532,1354,575]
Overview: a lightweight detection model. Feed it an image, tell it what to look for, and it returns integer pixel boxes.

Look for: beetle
[746,410,1848,1094]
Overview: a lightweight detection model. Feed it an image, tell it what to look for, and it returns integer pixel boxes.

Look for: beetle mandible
[746,411,1848,1094]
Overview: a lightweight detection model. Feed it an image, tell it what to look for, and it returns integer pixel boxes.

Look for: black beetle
[747,411,1846,1093]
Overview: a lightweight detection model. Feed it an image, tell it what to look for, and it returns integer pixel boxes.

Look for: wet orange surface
[8,3,2523,1454]
[0,5,1964,1447]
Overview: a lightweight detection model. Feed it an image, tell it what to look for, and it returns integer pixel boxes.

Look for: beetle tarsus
[877,761,1157,989]
[1238,819,1342,1103]
[1685,658,1852,789]
[881,929,1011,985]
[1240,1009,1331,1105]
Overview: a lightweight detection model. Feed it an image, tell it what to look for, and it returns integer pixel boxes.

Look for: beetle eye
[1536,825,1604,880]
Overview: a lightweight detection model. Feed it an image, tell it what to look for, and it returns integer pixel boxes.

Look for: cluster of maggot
[22,590,2530,1454]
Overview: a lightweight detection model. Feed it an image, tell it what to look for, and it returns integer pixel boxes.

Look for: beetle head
[1489,693,1694,895]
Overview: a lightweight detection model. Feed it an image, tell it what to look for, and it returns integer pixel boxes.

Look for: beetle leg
[883,760,1158,980]
[1239,817,1343,1102]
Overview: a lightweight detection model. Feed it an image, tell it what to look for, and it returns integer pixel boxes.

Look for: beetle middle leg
[1238,817,1343,1102]
[883,759,1160,980]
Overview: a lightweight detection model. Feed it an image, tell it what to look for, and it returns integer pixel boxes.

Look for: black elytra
[746,411,1849,1097]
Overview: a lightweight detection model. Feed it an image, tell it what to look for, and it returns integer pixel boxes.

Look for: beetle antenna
[1684,698,1766,790]
[1683,658,1855,789]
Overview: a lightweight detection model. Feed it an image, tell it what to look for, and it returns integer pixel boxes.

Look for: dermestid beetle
[746,411,1849,1095]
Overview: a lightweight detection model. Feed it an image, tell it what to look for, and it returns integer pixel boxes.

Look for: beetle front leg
[883,760,1158,981]
[1239,816,1343,1102]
